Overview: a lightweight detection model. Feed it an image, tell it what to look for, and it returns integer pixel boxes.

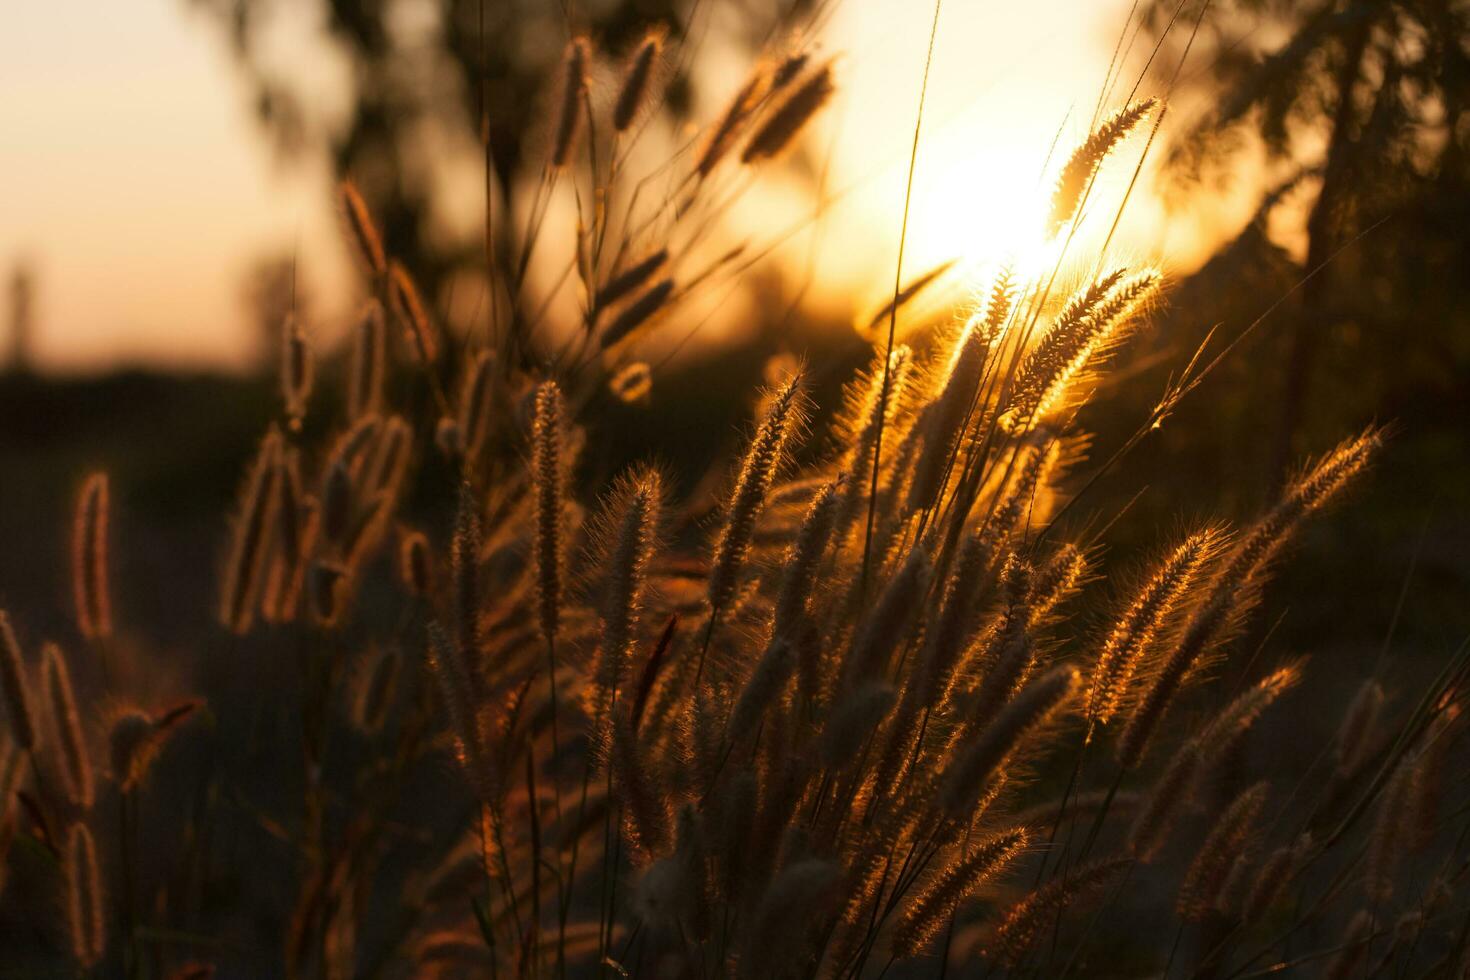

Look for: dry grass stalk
[1087,527,1218,728]
[598,249,668,311]
[609,361,652,403]
[1324,909,1375,980]
[398,529,433,598]
[941,666,1080,817]
[596,470,663,701]
[5,29,1447,976]
[456,351,496,461]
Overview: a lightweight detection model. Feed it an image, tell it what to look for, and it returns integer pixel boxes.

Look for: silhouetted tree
[7,261,34,374]
[188,0,812,320]
[1146,0,1470,475]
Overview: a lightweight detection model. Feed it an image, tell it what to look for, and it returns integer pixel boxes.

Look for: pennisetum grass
[890,826,1029,956]
[41,642,93,810]
[613,28,665,134]
[706,375,805,630]
[219,428,284,634]
[347,300,386,420]
[387,260,439,364]
[72,472,113,643]
[65,822,106,967]
[551,39,590,170]
[339,178,387,282]
[0,612,40,752]
[1120,429,1381,767]
[4,17,1463,980]
[741,62,835,164]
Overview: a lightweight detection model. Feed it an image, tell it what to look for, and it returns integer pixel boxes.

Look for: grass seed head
[72,472,113,641]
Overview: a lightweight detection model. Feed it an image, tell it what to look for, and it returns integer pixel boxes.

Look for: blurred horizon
[1,0,1267,376]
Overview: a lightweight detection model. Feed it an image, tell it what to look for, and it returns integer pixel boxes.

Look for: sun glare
[910,152,1056,281]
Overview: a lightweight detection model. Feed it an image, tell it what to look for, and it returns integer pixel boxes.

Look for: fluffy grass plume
[707,375,804,616]
[338,178,386,280]
[551,38,590,168]
[1048,98,1157,237]
[891,827,1029,956]
[613,27,665,132]
[41,643,93,809]
[1120,430,1380,765]
[742,62,834,163]
[65,823,106,967]
[71,472,113,642]
[387,260,438,363]
[219,429,284,634]
[4,22,1460,980]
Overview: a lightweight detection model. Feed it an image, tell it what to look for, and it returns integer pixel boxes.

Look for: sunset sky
[0,0,1258,374]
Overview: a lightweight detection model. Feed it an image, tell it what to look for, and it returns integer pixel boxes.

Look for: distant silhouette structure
[7,261,33,374]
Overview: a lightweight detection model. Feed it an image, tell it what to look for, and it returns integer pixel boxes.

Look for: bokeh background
[2,0,1467,770]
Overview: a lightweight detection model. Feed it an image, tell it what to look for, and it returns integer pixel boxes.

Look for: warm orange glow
[0,0,1275,371]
